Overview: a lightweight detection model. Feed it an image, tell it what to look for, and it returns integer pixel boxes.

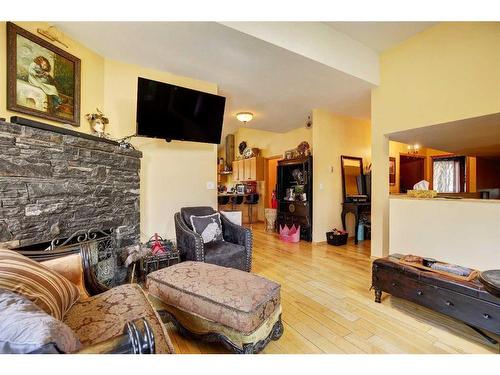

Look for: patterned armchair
[174,206,253,272]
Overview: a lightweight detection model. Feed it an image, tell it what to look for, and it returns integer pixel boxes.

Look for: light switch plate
[206,181,215,190]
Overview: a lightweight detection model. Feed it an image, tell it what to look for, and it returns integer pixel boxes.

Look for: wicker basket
[406,190,438,198]
[326,232,348,246]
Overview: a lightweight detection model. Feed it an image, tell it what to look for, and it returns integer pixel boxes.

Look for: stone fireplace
[0,117,141,280]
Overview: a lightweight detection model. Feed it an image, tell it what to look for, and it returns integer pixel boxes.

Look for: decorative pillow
[190,213,224,244]
[0,249,80,320]
[0,289,81,354]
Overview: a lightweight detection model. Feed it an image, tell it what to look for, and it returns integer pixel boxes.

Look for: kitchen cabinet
[232,160,244,181]
[233,157,264,181]
[218,200,258,224]
[244,158,253,180]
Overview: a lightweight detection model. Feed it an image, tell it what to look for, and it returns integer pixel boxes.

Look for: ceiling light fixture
[236,112,253,124]
[407,144,421,154]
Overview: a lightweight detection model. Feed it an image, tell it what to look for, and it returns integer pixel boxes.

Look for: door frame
[265,155,282,208]
[399,153,426,193]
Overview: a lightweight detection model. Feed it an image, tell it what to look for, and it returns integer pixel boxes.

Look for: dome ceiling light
[236,112,253,124]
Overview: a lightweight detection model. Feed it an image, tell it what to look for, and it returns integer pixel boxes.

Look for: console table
[372,256,500,344]
[341,202,371,244]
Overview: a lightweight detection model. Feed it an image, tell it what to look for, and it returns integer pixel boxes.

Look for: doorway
[399,155,425,193]
[265,157,281,208]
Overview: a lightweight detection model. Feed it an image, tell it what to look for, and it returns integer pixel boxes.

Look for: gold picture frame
[7,22,81,126]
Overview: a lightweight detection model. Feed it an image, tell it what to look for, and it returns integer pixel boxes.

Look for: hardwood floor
[165,223,499,354]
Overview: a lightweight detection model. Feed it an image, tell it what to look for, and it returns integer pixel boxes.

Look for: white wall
[390,197,500,270]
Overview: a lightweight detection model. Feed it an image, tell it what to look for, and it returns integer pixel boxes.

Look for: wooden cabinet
[232,160,244,181]
[232,157,264,181]
[277,156,313,241]
[244,158,253,180]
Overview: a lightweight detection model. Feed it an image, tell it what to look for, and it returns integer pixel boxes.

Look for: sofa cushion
[0,249,80,320]
[190,213,224,244]
[63,284,174,354]
[146,261,281,334]
[0,289,81,354]
[180,206,216,229]
[204,241,246,271]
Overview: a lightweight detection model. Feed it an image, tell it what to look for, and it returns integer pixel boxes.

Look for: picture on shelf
[389,157,396,185]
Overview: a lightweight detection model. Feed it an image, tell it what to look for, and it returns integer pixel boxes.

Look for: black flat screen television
[136,77,226,144]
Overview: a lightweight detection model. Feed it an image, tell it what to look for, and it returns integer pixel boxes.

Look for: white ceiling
[56,22,435,140]
[324,22,438,52]
[388,112,500,157]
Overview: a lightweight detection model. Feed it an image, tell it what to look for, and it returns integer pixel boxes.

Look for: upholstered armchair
[174,206,253,272]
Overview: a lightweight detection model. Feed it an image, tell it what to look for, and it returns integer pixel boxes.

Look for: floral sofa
[0,249,174,354]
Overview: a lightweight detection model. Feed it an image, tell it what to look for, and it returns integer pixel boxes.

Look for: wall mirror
[341,155,365,202]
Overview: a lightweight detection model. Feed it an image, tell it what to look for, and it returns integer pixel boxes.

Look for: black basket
[140,251,180,282]
[326,232,348,246]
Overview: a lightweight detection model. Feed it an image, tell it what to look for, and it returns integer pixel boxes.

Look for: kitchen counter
[218,193,259,224]
[218,192,254,197]
[390,194,500,204]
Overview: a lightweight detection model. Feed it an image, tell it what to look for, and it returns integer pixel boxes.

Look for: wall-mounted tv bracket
[118,134,173,148]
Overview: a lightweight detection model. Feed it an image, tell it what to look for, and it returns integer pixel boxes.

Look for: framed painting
[7,22,81,126]
[389,157,396,185]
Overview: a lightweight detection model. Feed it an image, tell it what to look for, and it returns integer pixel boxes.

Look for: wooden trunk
[372,257,500,335]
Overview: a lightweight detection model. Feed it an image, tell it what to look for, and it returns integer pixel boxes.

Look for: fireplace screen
[50,228,119,288]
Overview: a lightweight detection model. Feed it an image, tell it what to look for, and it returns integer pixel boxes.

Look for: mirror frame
[341,155,365,202]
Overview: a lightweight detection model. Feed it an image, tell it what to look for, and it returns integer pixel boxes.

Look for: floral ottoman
[146,261,283,354]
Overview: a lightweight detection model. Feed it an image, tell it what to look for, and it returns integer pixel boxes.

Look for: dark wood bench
[371,256,500,344]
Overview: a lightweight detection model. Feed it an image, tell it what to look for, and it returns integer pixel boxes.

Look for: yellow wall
[389,141,427,194]
[0,22,219,242]
[228,114,370,238]
[103,59,218,240]
[371,22,500,257]
[234,126,312,159]
[389,141,453,194]
[223,126,312,221]
[0,22,104,134]
[312,109,371,242]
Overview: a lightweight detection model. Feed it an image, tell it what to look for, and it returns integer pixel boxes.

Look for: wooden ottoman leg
[374,288,382,303]
[242,316,284,354]
[271,317,284,340]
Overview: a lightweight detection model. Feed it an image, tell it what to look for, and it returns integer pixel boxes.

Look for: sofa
[174,206,253,272]
[0,248,174,354]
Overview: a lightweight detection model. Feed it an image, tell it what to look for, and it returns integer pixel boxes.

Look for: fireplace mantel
[0,118,142,250]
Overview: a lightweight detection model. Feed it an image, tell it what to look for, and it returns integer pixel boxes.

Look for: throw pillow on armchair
[190,213,224,244]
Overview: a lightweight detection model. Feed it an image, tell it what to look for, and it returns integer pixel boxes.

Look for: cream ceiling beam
[219,22,380,86]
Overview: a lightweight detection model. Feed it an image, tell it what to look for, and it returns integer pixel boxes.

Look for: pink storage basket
[279,224,300,243]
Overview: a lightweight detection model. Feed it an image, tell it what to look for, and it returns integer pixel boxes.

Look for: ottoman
[146,261,283,354]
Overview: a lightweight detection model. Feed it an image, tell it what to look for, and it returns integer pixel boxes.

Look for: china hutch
[276,156,313,241]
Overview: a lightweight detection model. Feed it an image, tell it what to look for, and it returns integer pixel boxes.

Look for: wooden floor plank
[166,223,499,354]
